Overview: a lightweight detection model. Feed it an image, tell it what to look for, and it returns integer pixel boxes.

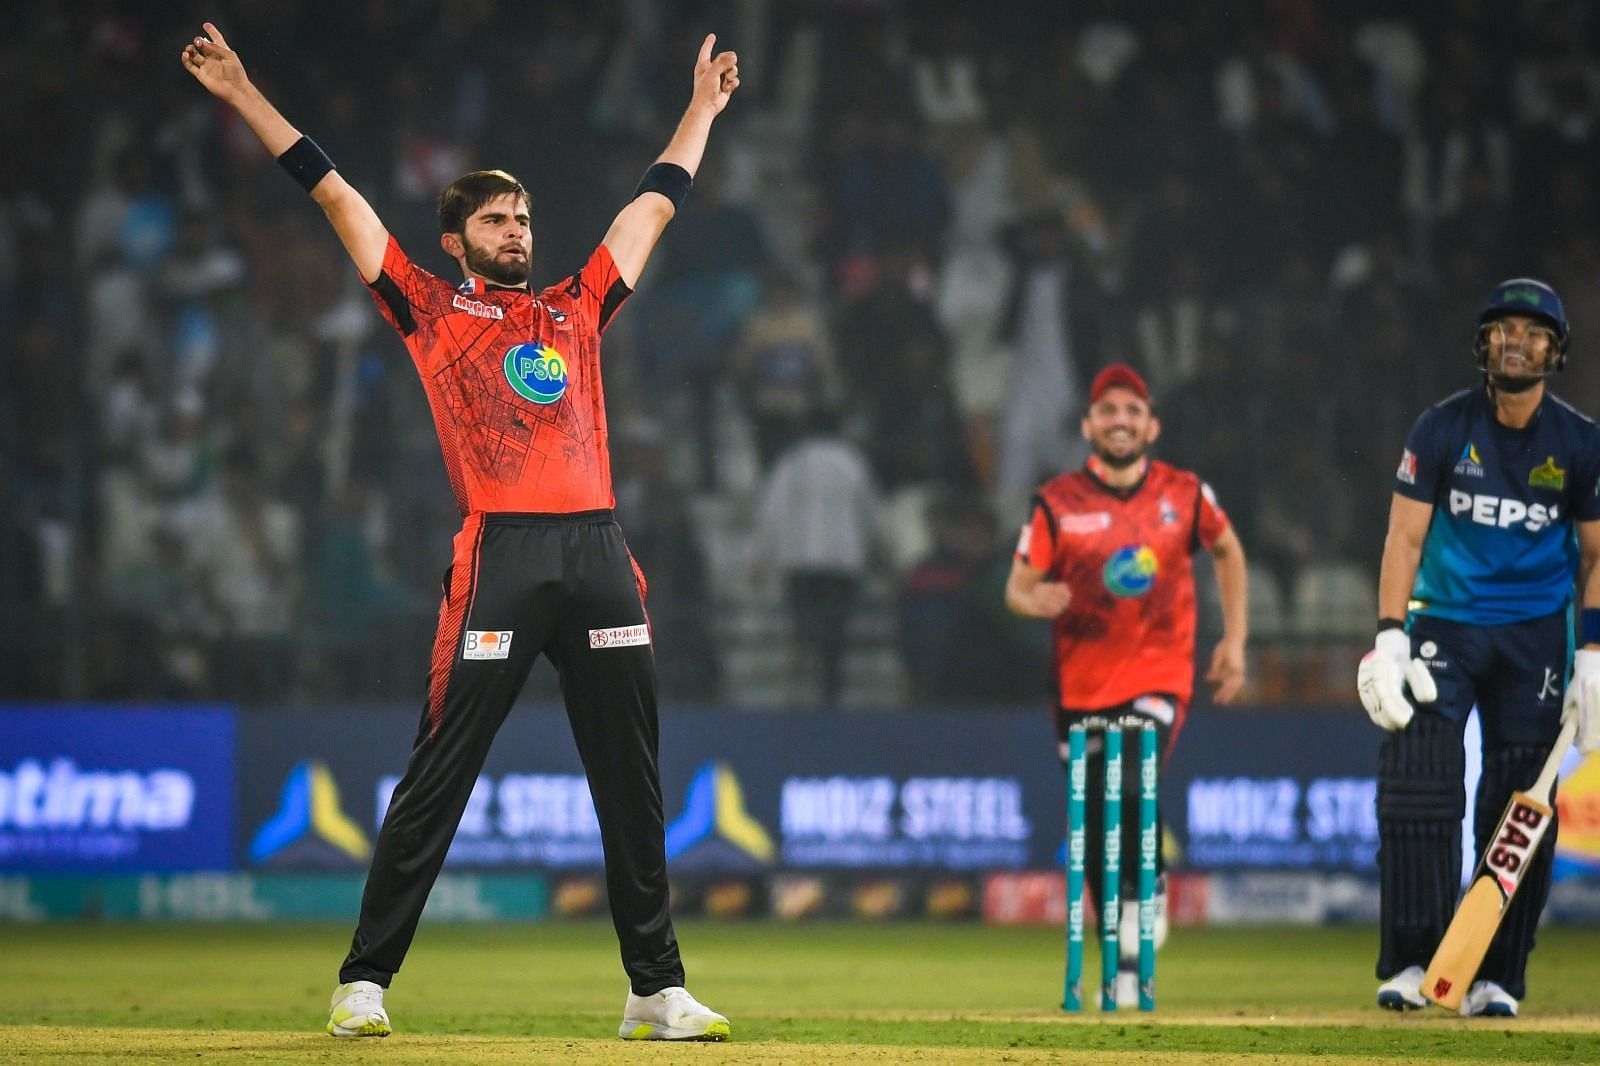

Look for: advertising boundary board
[235,704,1390,877]
[0,705,236,873]
[5,702,1596,893]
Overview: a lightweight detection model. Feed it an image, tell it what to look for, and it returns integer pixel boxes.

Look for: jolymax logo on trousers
[590,625,650,649]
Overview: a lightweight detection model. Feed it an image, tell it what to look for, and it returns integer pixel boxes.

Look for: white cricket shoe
[1114,967,1140,1009]
[326,980,392,1037]
[1376,965,1427,1011]
[618,986,730,1041]
[1459,980,1518,1018]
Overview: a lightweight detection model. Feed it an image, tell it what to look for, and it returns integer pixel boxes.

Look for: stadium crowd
[3,0,1598,707]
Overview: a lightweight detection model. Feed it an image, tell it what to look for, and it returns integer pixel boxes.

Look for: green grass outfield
[4,922,1598,1064]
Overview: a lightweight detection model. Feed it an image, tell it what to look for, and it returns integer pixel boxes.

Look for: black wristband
[1582,608,1600,645]
[1377,617,1406,634]
[632,162,692,210]
[277,135,336,193]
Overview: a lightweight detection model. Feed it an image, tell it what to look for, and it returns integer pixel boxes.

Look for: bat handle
[1531,718,1578,798]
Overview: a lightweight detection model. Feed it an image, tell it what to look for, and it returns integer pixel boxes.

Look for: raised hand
[691,33,740,115]
[180,22,250,102]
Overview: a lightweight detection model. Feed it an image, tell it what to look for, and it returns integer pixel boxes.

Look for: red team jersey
[1017,459,1230,718]
[366,235,630,515]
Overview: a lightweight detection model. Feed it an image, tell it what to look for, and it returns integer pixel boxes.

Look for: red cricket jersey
[1016,459,1230,715]
[366,235,630,515]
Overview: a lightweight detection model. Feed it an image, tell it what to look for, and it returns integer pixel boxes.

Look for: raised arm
[602,33,740,288]
[1205,526,1249,704]
[181,22,388,282]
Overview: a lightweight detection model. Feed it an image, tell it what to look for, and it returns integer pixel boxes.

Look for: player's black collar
[1083,456,1150,499]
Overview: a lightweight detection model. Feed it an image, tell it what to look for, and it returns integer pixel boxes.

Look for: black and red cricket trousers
[339,510,685,995]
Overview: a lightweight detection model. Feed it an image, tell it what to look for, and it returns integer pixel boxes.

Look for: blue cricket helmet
[1476,277,1570,371]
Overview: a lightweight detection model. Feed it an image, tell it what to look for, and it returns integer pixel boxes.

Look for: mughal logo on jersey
[1103,545,1158,598]
[1455,443,1484,478]
[1529,456,1565,490]
[452,294,504,319]
[1059,513,1111,535]
[504,343,569,405]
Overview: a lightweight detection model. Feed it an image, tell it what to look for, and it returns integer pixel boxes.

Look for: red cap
[1089,363,1150,405]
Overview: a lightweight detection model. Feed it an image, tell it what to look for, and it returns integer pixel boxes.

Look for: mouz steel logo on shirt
[504,343,569,404]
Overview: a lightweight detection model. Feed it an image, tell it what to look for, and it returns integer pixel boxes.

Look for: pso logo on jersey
[1103,545,1158,598]
[504,343,569,405]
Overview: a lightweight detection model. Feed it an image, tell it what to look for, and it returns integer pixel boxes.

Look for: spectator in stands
[753,406,884,706]
[732,264,841,468]
[899,491,1041,705]
[188,448,301,702]
[8,0,1599,711]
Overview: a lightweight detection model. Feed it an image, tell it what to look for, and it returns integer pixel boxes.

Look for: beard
[1486,348,1548,393]
[463,237,530,286]
[1091,438,1147,469]
[1488,372,1542,394]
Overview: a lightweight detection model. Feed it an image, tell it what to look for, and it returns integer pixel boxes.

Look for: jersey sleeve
[1015,498,1056,571]
[561,243,632,334]
[1394,409,1444,503]
[366,235,445,340]
[1574,423,1600,523]
[1194,480,1230,551]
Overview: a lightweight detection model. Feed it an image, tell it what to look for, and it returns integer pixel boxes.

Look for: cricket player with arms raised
[1360,278,1600,1016]
[183,19,739,1042]
[1005,364,1249,1006]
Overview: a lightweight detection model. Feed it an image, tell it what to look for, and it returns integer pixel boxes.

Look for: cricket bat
[1421,719,1576,1009]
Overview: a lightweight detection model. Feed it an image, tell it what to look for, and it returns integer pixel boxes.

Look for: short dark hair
[437,170,529,235]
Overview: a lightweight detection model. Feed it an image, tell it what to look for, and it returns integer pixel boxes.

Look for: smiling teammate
[182,20,739,1042]
[1004,363,1249,1005]
[1360,278,1600,1017]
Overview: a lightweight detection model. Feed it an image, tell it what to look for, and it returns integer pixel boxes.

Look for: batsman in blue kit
[1358,278,1600,1016]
